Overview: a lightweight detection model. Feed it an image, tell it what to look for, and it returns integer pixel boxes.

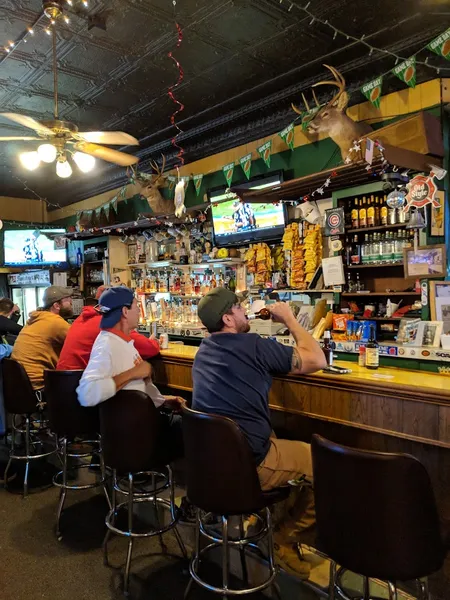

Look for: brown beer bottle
[248,307,271,321]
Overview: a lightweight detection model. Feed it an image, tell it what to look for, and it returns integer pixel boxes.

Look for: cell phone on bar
[323,365,352,375]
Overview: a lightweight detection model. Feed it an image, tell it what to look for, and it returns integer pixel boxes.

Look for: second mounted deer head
[135,155,174,215]
[292,65,372,162]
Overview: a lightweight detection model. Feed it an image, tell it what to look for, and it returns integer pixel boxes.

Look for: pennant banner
[392,57,416,88]
[193,174,203,196]
[223,162,235,187]
[279,122,295,150]
[301,107,320,131]
[361,76,383,108]
[427,28,450,61]
[239,153,252,180]
[257,140,272,168]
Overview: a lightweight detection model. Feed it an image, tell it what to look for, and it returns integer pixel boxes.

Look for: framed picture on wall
[431,190,445,237]
[415,321,443,347]
[403,244,446,279]
[430,281,450,335]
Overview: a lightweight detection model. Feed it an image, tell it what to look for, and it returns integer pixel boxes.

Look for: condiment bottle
[322,330,334,366]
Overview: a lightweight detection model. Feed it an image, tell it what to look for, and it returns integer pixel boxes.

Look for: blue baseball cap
[98,287,135,329]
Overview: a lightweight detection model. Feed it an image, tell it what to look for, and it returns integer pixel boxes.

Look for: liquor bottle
[351,199,359,229]
[322,330,334,366]
[350,234,361,265]
[388,200,397,225]
[374,197,380,226]
[346,271,356,292]
[359,197,367,228]
[355,271,362,292]
[367,196,375,227]
[366,325,379,370]
[211,273,217,288]
[248,307,271,320]
[361,233,370,264]
[380,233,391,263]
[392,231,403,262]
[344,236,353,266]
[380,196,388,226]
[194,275,200,295]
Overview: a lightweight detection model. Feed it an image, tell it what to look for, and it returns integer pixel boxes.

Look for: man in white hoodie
[77,287,184,461]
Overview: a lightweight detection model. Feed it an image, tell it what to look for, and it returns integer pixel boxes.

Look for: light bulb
[73,151,95,173]
[37,143,57,163]
[56,158,72,178]
[19,151,40,171]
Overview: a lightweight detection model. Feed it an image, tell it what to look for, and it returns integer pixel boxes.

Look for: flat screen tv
[209,174,286,247]
[4,228,67,266]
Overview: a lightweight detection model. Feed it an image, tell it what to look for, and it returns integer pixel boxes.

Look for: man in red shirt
[57,286,159,370]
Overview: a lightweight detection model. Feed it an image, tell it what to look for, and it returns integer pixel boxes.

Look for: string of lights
[284,1,450,74]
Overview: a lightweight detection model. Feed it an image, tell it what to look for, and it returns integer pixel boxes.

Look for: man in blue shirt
[192,287,326,579]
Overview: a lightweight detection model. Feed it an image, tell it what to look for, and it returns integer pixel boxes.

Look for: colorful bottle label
[365,347,379,367]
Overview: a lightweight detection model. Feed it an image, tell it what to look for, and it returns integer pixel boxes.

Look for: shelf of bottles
[131,266,237,297]
[342,192,414,269]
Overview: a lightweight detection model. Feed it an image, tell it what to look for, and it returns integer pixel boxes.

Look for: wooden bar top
[158,343,450,403]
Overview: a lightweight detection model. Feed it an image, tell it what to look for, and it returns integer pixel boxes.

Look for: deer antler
[312,64,346,107]
[149,153,166,178]
[292,92,311,116]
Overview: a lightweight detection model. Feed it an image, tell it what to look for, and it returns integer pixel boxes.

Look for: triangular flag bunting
[239,153,252,180]
[301,107,320,131]
[193,174,203,196]
[223,162,235,187]
[392,57,416,88]
[279,123,295,150]
[257,140,272,168]
[427,28,450,61]
[361,76,383,108]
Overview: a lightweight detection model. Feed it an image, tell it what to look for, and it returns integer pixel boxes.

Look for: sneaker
[178,496,197,524]
[274,542,311,580]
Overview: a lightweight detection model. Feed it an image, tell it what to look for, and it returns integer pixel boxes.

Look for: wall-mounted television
[209,174,286,247]
[4,229,67,266]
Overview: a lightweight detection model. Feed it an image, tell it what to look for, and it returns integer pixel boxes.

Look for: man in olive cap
[193,287,326,579]
[12,285,73,390]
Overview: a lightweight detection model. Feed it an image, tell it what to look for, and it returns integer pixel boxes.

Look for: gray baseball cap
[42,285,73,308]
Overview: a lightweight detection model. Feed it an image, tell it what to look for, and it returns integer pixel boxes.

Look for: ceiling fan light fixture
[56,157,72,178]
[19,151,41,171]
[37,143,57,163]
[73,151,95,173]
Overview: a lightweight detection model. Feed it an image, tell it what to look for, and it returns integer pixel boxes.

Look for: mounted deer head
[135,155,174,215]
[292,65,372,162]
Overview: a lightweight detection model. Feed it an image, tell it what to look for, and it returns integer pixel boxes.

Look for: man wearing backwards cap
[192,288,326,579]
[77,287,184,461]
[12,285,73,390]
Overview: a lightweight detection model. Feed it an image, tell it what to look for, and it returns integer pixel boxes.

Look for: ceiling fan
[0,0,139,178]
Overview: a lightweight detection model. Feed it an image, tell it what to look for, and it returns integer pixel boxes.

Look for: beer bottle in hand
[248,307,271,321]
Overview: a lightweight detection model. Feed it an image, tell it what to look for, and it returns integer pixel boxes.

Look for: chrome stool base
[4,413,55,498]
[103,466,186,596]
[185,507,280,598]
[54,436,111,540]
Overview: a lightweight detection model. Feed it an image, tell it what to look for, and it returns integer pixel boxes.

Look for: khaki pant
[257,433,315,543]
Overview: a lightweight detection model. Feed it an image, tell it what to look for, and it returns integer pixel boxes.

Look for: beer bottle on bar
[248,307,271,321]
[365,325,379,370]
[322,330,334,366]
[367,196,375,227]
[359,196,367,228]
[351,198,359,229]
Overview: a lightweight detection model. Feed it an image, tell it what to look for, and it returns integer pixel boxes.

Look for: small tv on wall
[4,228,67,266]
[208,174,286,247]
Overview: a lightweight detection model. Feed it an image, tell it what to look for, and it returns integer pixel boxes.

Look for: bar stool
[311,434,447,600]
[182,406,290,598]
[2,358,55,498]
[44,369,111,540]
[100,389,187,595]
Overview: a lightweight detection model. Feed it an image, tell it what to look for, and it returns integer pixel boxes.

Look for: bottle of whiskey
[351,198,359,229]
[350,234,361,265]
[366,325,379,370]
[380,195,388,226]
[359,196,367,228]
[374,197,380,226]
[367,196,375,227]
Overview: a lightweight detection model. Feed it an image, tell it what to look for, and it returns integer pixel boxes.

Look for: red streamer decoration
[167,23,185,167]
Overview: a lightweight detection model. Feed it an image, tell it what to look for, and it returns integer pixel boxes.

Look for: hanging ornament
[239,153,252,180]
[279,123,295,150]
[392,57,416,88]
[223,162,235,187]
[174,180,186,218]
[193,174,204,197]
[361,76,383,108]
[167,22,185,166]
[257,140,272,168]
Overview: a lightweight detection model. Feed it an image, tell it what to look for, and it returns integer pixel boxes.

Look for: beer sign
[405,172,440,211]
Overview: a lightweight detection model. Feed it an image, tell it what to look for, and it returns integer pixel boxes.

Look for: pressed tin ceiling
[0,0,449,208]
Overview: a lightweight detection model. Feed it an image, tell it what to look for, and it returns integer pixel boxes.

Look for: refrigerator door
[24,287,38,321]
[11,288,25,326]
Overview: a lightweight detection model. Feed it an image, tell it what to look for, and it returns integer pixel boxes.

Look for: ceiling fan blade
[76,131,139,146]
[0,113,54,136]
[75,142,139,166]
[0,136,41,141]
